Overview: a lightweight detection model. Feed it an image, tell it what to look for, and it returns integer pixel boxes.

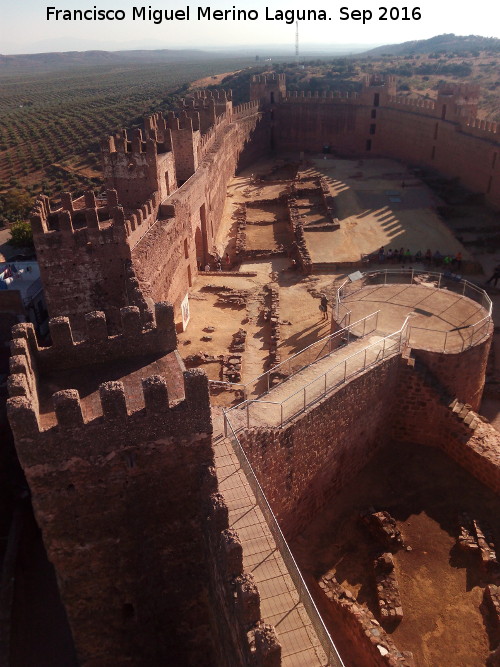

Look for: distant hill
[0,49,219,70]
[363,34,500,57]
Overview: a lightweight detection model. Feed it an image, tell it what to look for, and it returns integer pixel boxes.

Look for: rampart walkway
[213,430,330,665]
[225,331,400,432]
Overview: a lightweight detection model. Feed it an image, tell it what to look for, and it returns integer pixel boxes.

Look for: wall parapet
[282,90,359,103]
[232,100,260,120]
[9,302,177,372]
[124,191,160,243]
[30,189,129,248]
[462,117,499,140]
[387,95,436,111]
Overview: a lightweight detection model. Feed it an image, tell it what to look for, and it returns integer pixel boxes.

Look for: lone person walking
[319,294,329,321]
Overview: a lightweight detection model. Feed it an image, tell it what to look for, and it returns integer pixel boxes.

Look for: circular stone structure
[336,271,492,353]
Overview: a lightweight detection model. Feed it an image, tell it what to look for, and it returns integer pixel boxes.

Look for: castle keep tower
[30,190,132,335]
[359,73,397,107]
[250,73,286,106]
[6,304,221,664]
[435,82,480,121]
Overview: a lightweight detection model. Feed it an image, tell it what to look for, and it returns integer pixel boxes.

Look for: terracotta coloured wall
[238,356,402,539]
[7,317,220,665]
[275,92,500,208]
[131,111,267,315]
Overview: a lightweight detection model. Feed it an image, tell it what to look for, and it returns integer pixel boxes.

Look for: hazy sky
[2,0,500,54]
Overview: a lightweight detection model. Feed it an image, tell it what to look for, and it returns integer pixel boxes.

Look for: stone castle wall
[31,78,500,334]
[273,85,500,208]
[6,305,280,666]
[6,312,220,665]
[239,356,402,539]
[237,326,495,541]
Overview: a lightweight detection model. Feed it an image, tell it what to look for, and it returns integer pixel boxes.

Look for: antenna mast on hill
[295,21,299,64]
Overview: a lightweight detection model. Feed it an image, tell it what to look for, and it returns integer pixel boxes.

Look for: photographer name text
[46,5,422,25]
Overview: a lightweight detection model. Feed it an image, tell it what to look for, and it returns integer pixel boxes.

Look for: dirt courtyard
[301,157,471,266]
[290,441,500,667]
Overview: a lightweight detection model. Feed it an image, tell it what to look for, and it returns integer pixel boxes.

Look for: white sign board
[181,293,190,331]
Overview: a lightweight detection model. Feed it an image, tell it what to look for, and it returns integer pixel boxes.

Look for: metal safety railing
[336,268,492,354]
[223,415,345,667]
[210,310,379,401]
[225,317,410,431]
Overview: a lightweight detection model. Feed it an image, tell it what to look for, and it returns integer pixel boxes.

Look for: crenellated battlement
[387,95,436,111]
[100,127,170,156]
[30,188,128,245]
[7,367,209,441]
[232,100,260,119]
[462,116,499,139]
[251,73,286,84]
[9,301,176,371]
[250,72,287,105]
[6,299,214,459]
[282,90,359,103]
[197,111,231,160]
[123,190,160,244]
[438,82,480,100]
[189,88,232,101]
[362,73,397,91]
[182,88,233,131]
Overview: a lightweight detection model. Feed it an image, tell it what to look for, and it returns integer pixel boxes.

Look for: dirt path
[188,70,240,89]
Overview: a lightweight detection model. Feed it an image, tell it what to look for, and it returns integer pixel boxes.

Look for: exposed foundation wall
[392,354,500,496]
[237,326,497,541]
[239,356,402,539]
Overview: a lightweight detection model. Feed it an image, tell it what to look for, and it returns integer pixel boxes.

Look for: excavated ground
[290,440,500,667]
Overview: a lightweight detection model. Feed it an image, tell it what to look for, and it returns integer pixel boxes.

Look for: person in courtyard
[486,265,500,288]
[319,293,329,320]
[378,246,385,263]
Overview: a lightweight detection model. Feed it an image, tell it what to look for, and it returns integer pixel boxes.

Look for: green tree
[9,220,34,247]
[4,188,32,212]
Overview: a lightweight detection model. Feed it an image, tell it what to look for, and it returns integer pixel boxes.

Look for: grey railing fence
[336,269,492,354]
[210,311,379,401]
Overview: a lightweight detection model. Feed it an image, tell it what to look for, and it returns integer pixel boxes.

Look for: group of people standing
[198,252,232,272]
[377,247,463,271]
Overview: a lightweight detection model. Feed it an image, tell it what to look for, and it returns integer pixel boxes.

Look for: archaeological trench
[2,73,500,666]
